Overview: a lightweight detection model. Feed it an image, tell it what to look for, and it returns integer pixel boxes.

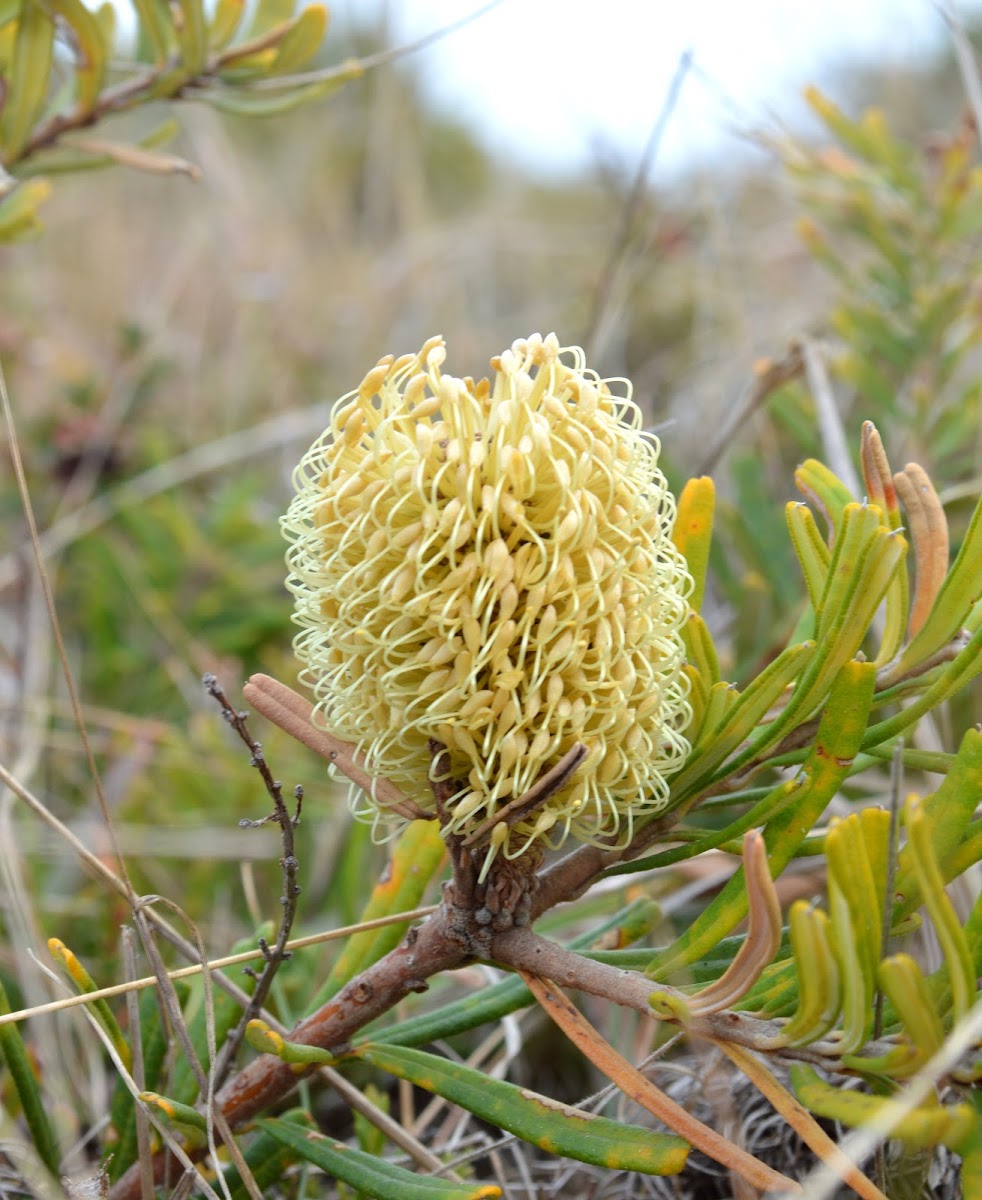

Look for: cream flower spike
[284,334,693,874]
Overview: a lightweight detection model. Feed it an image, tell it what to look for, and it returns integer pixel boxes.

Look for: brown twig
[109,909,467,1200]
[203,674,302,1089]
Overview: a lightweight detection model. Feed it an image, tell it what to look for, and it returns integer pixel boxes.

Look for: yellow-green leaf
[1,0,55,162]
[257,1117,502,1200]
[356,1042,690,1176]
[672,476,714,614]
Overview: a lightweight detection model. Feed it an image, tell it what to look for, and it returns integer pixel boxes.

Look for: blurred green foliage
[2,9,982,1197]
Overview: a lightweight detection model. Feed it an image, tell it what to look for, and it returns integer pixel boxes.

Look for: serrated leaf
[357,1042,690,1176]
[1,0,55,162]
[257,1117,502,1200]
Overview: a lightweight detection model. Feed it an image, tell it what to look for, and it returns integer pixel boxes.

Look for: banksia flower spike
[284,334,692,873]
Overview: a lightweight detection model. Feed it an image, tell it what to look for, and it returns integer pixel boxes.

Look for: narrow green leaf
[0,976,60,1175]
[200,73,354,117]
[877,955,944,1061]
[308,820,445,1013]
[175,0,206,71]
[606,776,804,877]
[108,980,190,1182]
[267,2,326,74]
[207,0,243,49]
[794,457,855,539]
[1,0,55,162]
[668,641,815,801]
[129,0,173,62]
[681,611,719,689]
[357,1042,690,1176]
[790,1064,974,1151]
[257,1117,502,1200]
[225,1109,315,1200]
[864,624,982,752]
[778,901,841,1046]
[0,176,51,240]
[47,0,106,112]
[649,660,876,981]
[904,796,975,1024]
[786,501,830,615]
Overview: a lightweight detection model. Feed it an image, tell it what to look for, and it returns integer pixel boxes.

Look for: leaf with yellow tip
[877,954,944,1061]
[355,1041,690,1176]
[790,1064,975,1152]
[266,3,327,74]
[139,1091,207,1133]
[48,937,130,1071]
[650,660,875,981]
[794,457,856,541]
[246,1018,335,1065]
[672,476,714,614]
[904,795,975,1024]
[778,901,841,1046]
[786,501,830,615]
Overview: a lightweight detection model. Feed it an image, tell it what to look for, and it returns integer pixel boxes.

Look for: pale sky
[330,0,982,176]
